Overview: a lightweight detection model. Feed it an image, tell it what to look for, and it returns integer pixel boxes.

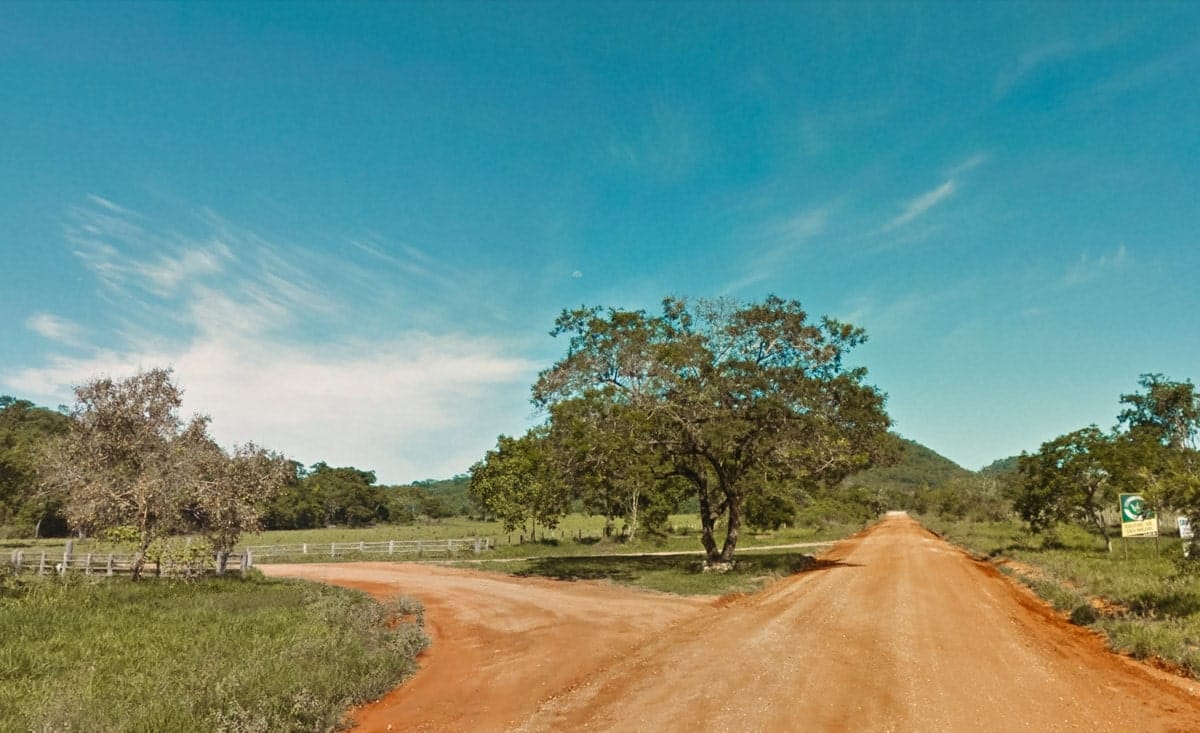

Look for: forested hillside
[842,438,972,494]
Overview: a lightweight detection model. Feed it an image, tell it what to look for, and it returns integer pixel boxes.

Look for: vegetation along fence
[7,543,249,577]
[241,537,493,562]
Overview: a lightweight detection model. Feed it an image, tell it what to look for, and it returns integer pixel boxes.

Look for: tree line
[0,371,468,578]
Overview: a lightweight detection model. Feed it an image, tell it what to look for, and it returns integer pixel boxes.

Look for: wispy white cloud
[946,153,990,179]
[26,314,85,347]
[1064,243,1128,285]
[4,197,539,482]
[994,40,1080,99]
[67,199,234,298]
[876,152,990,235]
[883,179,957,232]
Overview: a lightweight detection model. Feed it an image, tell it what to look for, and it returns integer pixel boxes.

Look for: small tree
[469,428,570,537]
[41,368,289,579]
[1016,426,1119,551]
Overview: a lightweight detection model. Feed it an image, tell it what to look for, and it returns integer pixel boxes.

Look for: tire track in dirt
[261,514,1200,732]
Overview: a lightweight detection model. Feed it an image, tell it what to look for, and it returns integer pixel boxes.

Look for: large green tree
[0,396,71,536]
[40,368,290,578]
[1015,426,1121,551]
[533,296,896,565]
[304,463,390,528]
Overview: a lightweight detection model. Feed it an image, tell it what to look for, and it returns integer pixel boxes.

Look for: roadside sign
[1179,516,1194,540]
[1119,493,1159,538]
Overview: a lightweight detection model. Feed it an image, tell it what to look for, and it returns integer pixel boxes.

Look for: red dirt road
[261,514,1200,732]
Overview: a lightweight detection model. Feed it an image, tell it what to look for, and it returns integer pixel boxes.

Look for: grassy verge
[921,515,1200,676]
[0,572,428,732]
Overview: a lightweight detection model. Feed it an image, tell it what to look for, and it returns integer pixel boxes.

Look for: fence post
[38,551,47,575]
[240,550,251,574]
[106,554,114,576]
[331,543,336,558]
[388,540,395,554]
[215,551,227,576]
[416,540,423,557]
[359,541,365,552]
[14,550,22,573]
[84,553,93,575]
[302,543,308,554]
[474,538,481,555]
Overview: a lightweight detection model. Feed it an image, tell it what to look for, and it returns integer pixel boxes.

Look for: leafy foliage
[469,428,571,533]
[1015,426,1120,550]
[0,396,70,537]
[39,368,290,577]
[530,295,897,563]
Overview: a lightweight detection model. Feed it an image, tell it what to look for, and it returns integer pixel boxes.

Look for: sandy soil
[260,513,1200,732]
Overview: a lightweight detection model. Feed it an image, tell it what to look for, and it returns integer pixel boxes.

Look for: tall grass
[0,572,427,732]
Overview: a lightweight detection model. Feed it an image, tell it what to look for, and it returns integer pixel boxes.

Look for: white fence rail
[8,546,249,577]
[242,537,492,562]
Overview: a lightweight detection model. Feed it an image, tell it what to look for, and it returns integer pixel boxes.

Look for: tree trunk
[719,490,743,563]
[696,477,720,562]
[626,486,640,543]
[1091,508,1113,553]
[130,543,149,581]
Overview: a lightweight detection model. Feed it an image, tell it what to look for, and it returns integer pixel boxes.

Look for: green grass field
[921,515,1200,676]
[0,572,428,733]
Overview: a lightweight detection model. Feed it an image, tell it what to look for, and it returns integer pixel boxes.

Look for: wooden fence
[241,537,492,562]
[7,544,250,577]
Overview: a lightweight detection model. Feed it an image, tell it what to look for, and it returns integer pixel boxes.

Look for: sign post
[1119,493,1158,558]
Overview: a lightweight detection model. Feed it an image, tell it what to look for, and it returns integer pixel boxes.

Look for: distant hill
[979,455,1019,477]
[842,438,972,494]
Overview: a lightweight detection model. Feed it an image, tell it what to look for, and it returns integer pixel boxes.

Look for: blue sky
[3,1,1198,483]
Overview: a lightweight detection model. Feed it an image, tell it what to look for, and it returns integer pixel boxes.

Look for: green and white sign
[1119,493,1158,538]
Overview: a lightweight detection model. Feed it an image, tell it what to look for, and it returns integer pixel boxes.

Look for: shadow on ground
[512,551,859,585]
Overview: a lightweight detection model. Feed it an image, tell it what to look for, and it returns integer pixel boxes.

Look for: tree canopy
[527,295,896,564]
[1015,426,1120,550]
[39,368,290,578]
[0,396,70,536]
